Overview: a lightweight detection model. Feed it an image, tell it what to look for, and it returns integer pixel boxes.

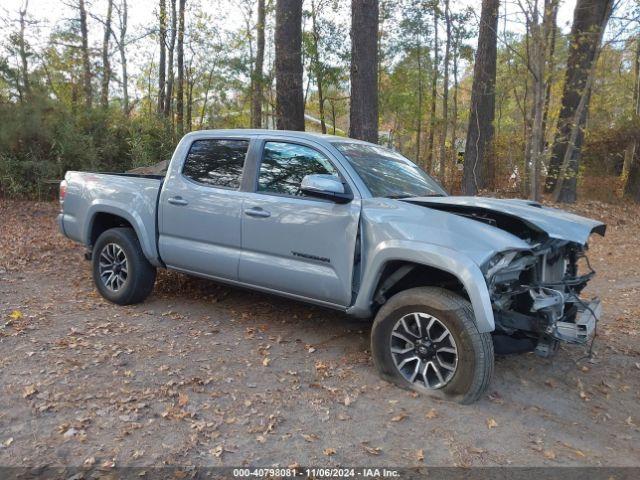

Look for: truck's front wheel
[371,287,494,404]
[92,228,156,305]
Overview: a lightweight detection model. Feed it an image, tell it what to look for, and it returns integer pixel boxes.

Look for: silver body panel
[59,129,606,332]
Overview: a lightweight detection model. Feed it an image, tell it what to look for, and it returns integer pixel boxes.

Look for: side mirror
[300,174,353,203]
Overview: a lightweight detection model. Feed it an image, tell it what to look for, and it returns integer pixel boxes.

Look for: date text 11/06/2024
[232,468,401,478]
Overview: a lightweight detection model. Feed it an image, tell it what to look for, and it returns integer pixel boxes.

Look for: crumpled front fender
[348,240,495,333]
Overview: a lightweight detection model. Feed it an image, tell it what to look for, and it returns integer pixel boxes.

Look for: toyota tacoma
[58,130,605,403]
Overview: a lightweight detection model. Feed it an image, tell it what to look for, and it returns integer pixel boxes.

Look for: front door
[159,137,250,280]
[239,140,361,306]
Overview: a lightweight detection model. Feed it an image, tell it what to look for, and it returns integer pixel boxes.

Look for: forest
[1,0,639,204]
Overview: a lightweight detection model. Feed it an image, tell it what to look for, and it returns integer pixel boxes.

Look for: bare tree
[415,27,424,165]
[251,0,266,128]
[79,0,92,108]
[438,0,451,184]
[17,1,31,99]
[545,0,614,200]
[426,4,438,172]
[275,0,305,130]
[309,0,327,133]
[164,0,177,117]
[462,0,499,195]
[624,36,640,202]
[158,0,167,114]
[176,0,186,136]
[349,0,379,142]
[114,0,129,113]
[101,0,114,109]
[519,0,559,201]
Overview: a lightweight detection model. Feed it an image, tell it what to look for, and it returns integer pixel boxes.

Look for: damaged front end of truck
[408,197,607,356]
[484,238,602,356]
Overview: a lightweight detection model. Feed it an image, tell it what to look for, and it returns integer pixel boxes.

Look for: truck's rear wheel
[92,228,156,305]
[371,287,494,404]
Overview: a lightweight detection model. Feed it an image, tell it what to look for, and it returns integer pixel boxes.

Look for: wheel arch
[348,241,495,333]
[84,203,159,266]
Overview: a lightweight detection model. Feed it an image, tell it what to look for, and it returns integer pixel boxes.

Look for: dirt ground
[0,199,639,469]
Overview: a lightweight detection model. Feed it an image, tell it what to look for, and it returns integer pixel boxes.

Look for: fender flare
[348,240,495,333]
[84,200,159,266]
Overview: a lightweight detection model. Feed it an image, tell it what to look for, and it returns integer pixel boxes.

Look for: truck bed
[58,171,163,265]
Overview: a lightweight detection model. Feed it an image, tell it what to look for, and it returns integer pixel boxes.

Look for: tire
[371,287,494,404]
[92,227,156,305]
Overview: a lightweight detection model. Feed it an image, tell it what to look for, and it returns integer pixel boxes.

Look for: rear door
[158,136,252,280]
[239,138,361,307]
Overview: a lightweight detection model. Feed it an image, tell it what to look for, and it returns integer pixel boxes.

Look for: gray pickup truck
[58,129,605,403]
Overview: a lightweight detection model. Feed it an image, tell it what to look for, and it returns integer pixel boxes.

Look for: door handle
[244,207,271,218]
[168,196,189,206]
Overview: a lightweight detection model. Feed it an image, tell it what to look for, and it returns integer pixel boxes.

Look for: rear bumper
[553,297,601,344]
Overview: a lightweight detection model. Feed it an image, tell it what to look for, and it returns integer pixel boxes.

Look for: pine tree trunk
[251,0,266,128]
[275,0,305,131]
[164,0,177,117]
[462,0,499,195]
[349,0,379,142]
[544,0,613,197]
[176,0,186,136]
[158,0,167,115]
[101,0,113,109]
[79,0,92,108]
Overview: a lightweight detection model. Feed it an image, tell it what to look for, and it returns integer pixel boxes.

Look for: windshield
[333,142,447,198]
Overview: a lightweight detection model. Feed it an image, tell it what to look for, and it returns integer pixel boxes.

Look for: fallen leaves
[543,450,556,460]
[1,438,14,448]
[486,418,498,429]
[415,449,424,462]
[425,408,438,419]
[132,449,144,459]
[210,445,225,458]
[362,443,382,456]
[22,384,37,399]
[301,433,318,442]
[390,413,407,422]
[577,379,590,401]
[323,447,336,456]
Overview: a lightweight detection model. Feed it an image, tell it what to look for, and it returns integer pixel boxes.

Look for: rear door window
[182,139,249,189]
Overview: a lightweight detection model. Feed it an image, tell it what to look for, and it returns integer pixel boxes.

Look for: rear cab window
[182,139,249,189]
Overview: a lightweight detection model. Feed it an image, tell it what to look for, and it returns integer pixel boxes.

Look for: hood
[361,198,533,267]
[404,196,606,245]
